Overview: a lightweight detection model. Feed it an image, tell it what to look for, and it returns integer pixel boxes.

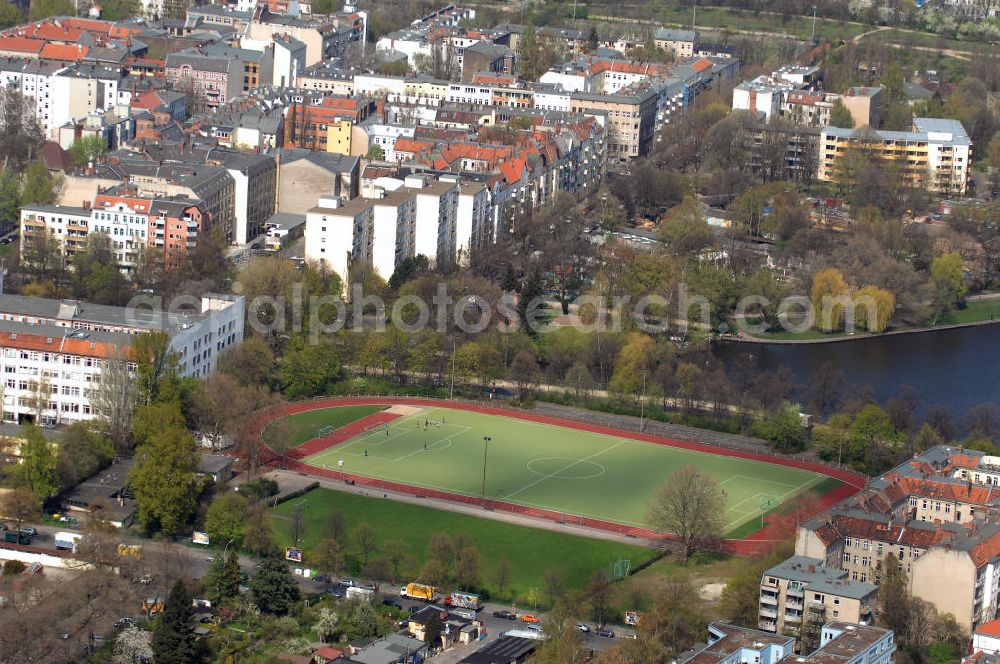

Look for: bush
[241,479,279,502]
[3,560,26,575]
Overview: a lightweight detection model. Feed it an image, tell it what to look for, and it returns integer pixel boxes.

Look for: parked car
[312,574,330,584]
[520,614,540,624]
[338,578,355,587]
[382,599,403,610]
[575,623,590,633]
[596,628,615,638]
[526,623,542,632]
[493,610,516,620]
[19,527,36,537]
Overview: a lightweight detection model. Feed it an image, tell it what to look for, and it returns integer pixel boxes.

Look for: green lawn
[648,6,867,41]
[939,298,1000,325]
[263,405,386,450]
[301,406,831,533]
[724,476,842,539]
[736,318,849,342]
[271,488,654,597]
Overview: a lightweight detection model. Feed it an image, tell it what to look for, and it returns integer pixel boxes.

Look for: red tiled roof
[393,138,434,155]
[0,330,126,358]
[971,532,1000,568]
[975,619,1000,637]
[0,37,45,54]
[691,58,713,73]
[40,42,88,61]
[814,514,954,550]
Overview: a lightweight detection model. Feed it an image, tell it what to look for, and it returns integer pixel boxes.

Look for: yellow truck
[400,582,437,602]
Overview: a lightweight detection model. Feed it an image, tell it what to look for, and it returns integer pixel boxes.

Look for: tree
[218,336,276,388]
[91,351,137,454]
[204,492,248,548]
[13,425,58,499]
[242,502,275,556]
[533,599,586,663]
[205,550,241,604]
[806,362,845,417]
[131,332,177,407]
[55,422,114,491]
[314,607,339,643]
[855,285,895,333]
[28,0,73,20]
[20,161,57,205]
[811,268,850,332]
[68,135,109,167]
[586,569,613,625]
[930,252,966,320]
[495,556,512,598]
[509,350,540,401]
[151,581,204,664]
[310,538,342,578]
[0,487,41,533]
[129,413,200,534]
[424,610,443,652]
[542,566,565,605]
[352,523,378,565]
[279,336,341,399]
[646,466,726,561]
[362,557,391,593]
[454,545,482,590]
[658,196,713,259]
[366,144,385,161]
[966,403,1000,443]
[113,626,154,664]
[249,552,300,615]
[752,403,806,453]
[0,0,20,28]
[829,100,856,129]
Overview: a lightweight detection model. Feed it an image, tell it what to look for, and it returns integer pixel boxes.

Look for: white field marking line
[723,474,802,488]
[502,440,627,501]
[307,421,470,464]
[390,426,470,462]
[724,476,820,531]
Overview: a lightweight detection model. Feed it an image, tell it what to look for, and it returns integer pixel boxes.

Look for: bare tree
[92,350,138,452]
[646,465,726,562]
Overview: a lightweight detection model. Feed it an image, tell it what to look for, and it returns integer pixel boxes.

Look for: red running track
[283,411,402,460]
[254,397,866,555]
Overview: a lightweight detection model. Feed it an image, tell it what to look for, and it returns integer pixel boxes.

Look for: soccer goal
[366,422,390,436]
[758,495,779,527]
[317,425,335,438]
[610,558,631,581]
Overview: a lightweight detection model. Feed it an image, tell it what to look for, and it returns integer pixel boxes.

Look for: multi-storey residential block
[759,555,877,648]
[0,293,244,426]
[795,445,1000,631]
[818,118,972,194]
[840,87,881,129]
[20,204,92,259]
[678,621,894,664]
[654,28,696,58]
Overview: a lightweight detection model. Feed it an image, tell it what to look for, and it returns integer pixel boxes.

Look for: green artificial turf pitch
[263,404,387,448]
[297,406,830,534]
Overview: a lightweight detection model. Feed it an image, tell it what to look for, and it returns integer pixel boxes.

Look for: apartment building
[165,50,243,111]
[654,28,696,58]
[841,87,881,129]
[818,118,972,194]
[306,174,483,285]
[794,445,1000,630]
[20,204,92,259]
[759,555,877,647]
[570,87,657,162]
[0,293,244,425]
[678,621,894,664]
[275,149,360,216]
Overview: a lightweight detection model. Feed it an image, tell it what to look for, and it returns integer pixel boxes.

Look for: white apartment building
[366,124,416,162]
[306,175,486,287]
[0,293,245,426]
[20,204,92,259]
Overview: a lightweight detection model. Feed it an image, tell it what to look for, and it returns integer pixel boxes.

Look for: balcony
[785,598,804,610]
[784,612,802,624]
[786,585,805,598]
[759,620,777,632]
[760,593,778,606]
[760,606,778,619]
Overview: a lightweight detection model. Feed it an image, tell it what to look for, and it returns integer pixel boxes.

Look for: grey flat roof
[460,636,536,663]
[0,293,230,333]
[764,555,878,600]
